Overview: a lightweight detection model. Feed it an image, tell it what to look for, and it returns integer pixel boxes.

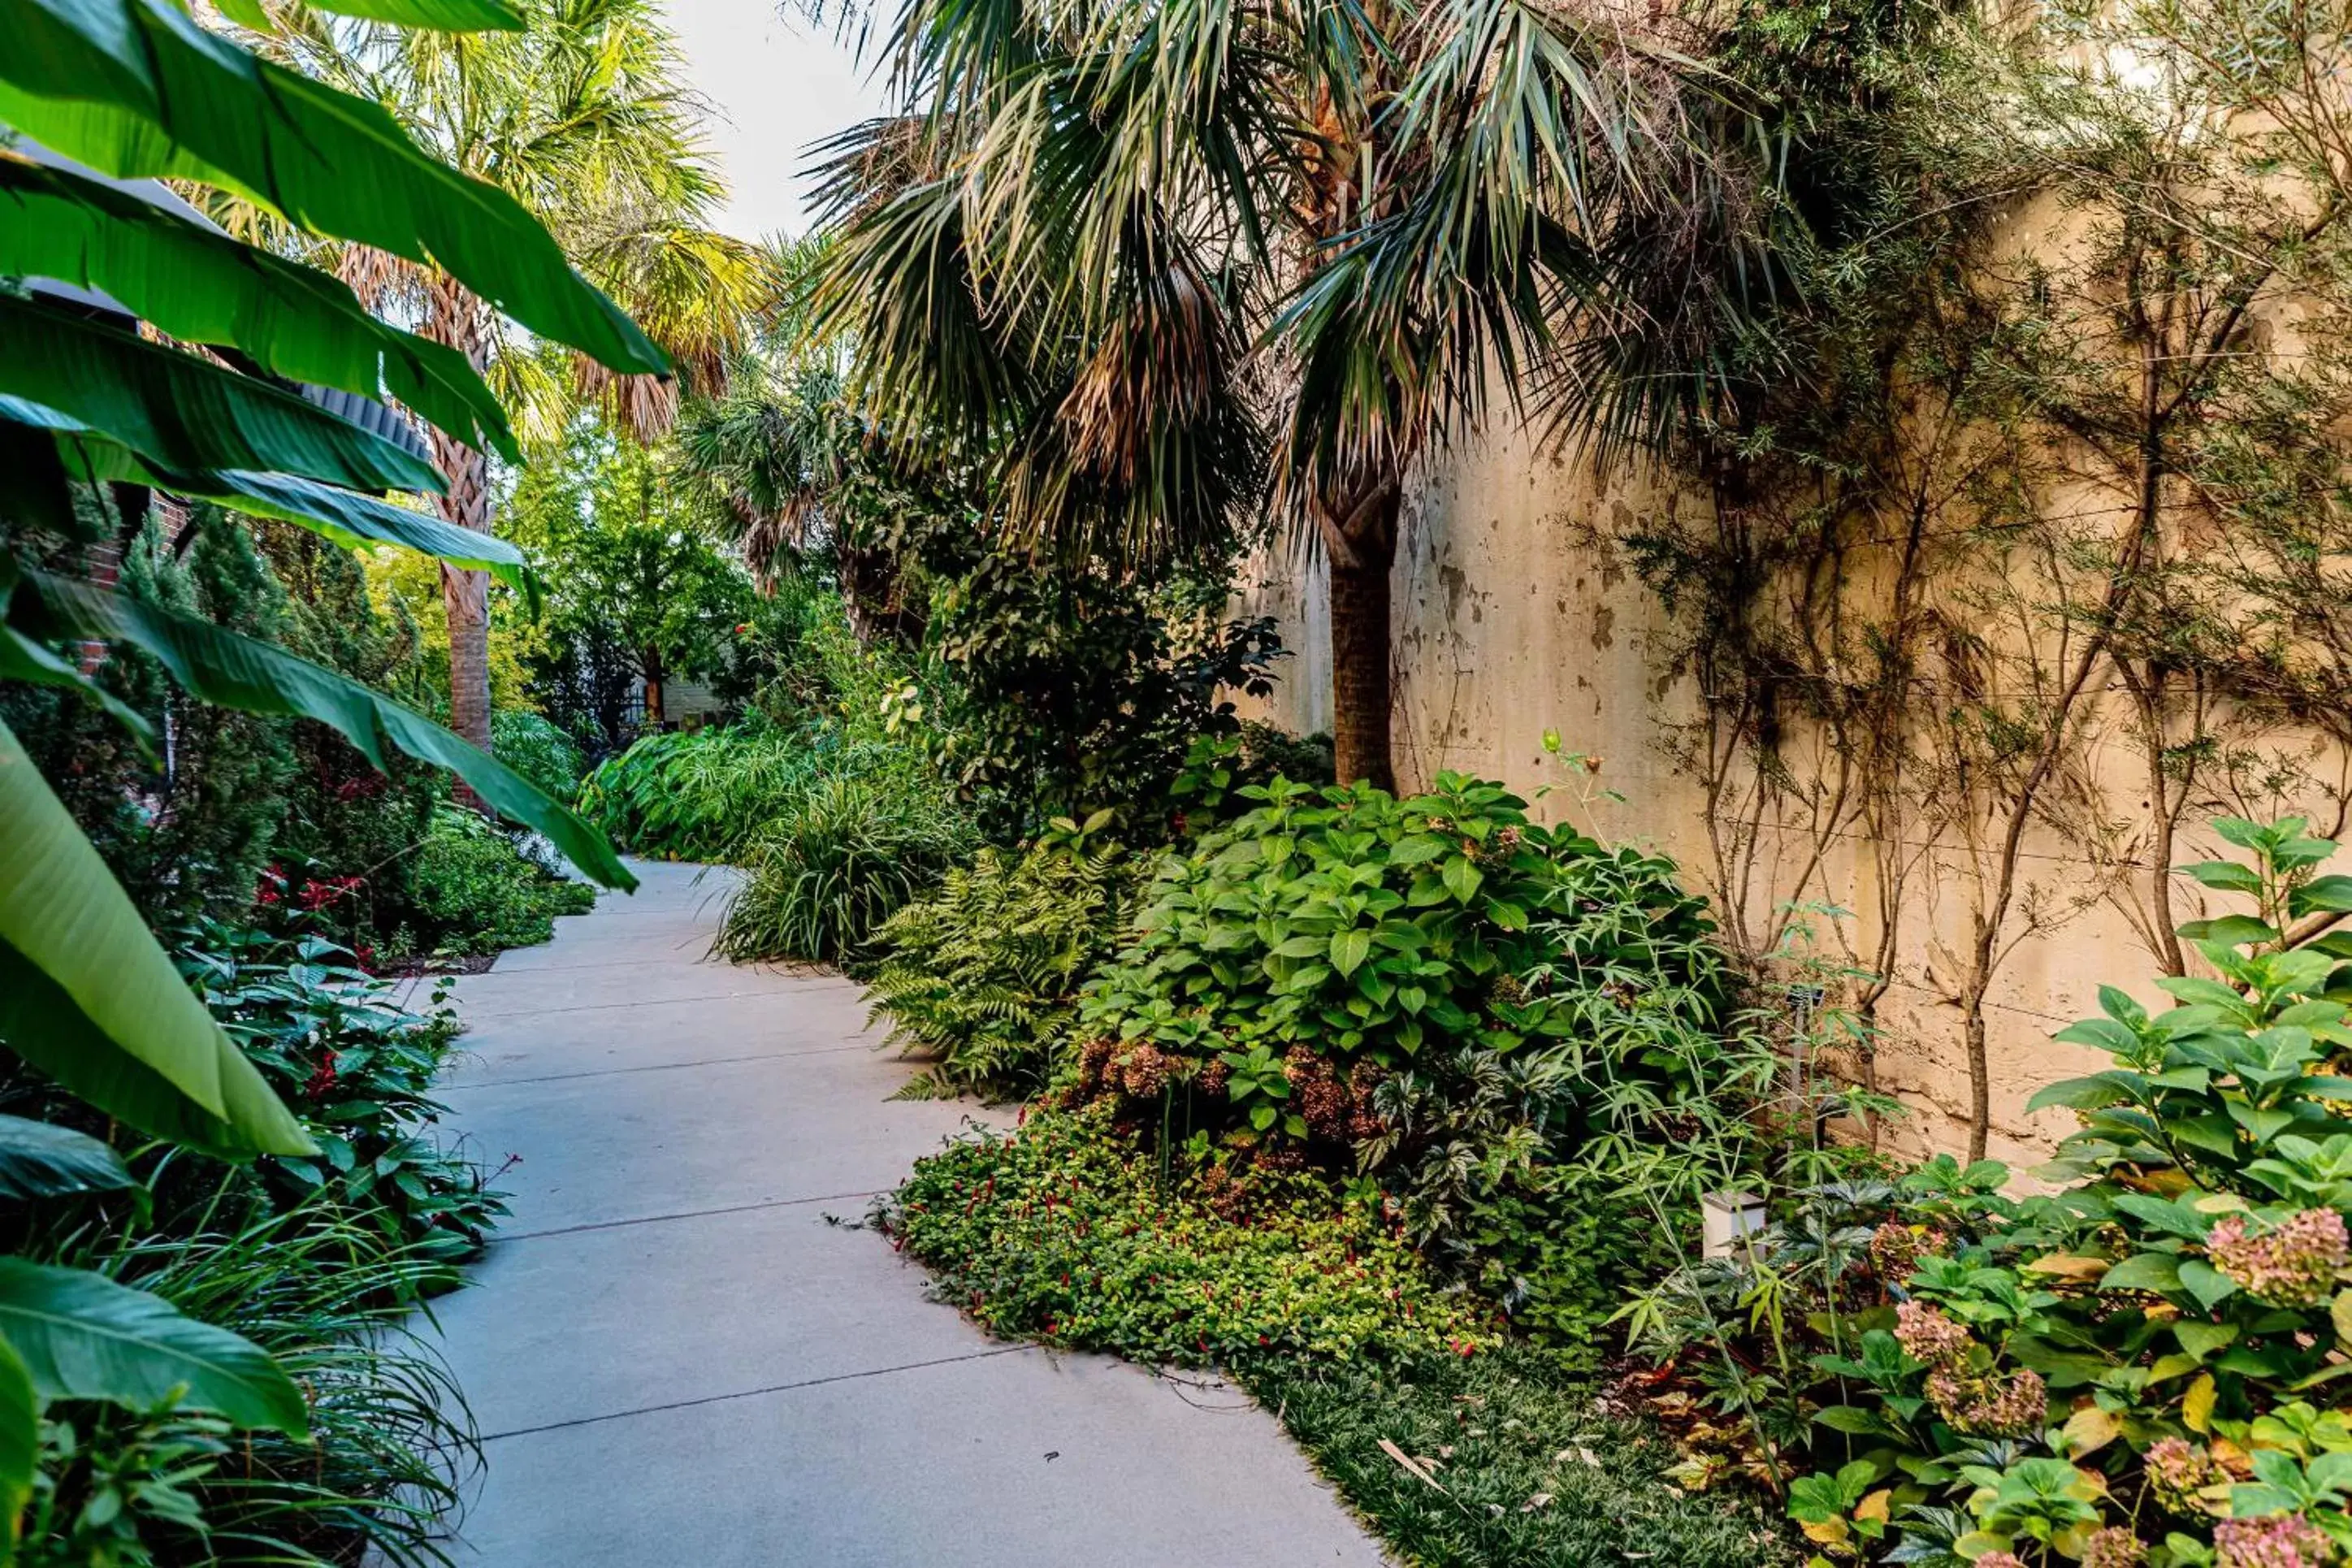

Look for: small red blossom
[303,1053,339,1101]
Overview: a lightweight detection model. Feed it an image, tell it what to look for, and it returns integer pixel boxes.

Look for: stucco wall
[1228,417,2288,1167]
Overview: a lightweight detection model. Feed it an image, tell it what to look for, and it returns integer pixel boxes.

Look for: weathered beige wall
[1229,416,2312,1167]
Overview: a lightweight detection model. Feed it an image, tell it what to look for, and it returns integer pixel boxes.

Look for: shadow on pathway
[427,858,1389,1567]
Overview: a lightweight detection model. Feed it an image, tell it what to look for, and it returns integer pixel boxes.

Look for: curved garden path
[426,858,1389,1566]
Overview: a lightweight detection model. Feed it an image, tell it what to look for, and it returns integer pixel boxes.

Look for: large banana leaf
[0,298,444,496]
[0,155,518,461]
[0,1336,32,1528]
[0,1258,308,1434]
[0,716,316,1159]
[10,402,538,604]
[11,571,639,890]
[210,0,522,34]
[0,617,154,743]
[0,1116,133,1201]
[0,0,668,377]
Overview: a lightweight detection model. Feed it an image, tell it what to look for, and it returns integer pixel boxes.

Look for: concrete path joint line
[478,1346,1037,1445]
[460,986,825,1022]
[448,1042,869,1091]
[495,1189,881,1244]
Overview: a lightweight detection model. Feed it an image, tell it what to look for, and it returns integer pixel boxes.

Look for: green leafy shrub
[37,1202,481,1568]
[490,708,586,802]
[402,807,596,958]
[183,925,502,1276]
[1255,1345,1800,1568]
[1069,769,1769,1355]
[1633,816,2352,1567]
[715,773,978,964]
[878,1105,1491,1365]
[576,726,809,860]
[862,817,1141,1094]
[577,726,913,863]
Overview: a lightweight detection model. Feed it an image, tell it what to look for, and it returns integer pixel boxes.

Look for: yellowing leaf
[2185,1372,2217,1434]
[1855,1489,1892,1524]
[2063,1406,2121,1458]
[2025,1254,2114,1282]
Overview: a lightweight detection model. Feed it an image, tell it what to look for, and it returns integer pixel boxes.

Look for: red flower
[304,1053,339,1101]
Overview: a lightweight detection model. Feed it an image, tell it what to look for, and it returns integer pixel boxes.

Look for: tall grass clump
[19,1189,480,1567]
[714,772,979,964]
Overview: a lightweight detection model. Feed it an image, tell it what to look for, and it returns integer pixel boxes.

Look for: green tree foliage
[801,0,1772,790]
[505,408,754,748]
[233,0,770,756]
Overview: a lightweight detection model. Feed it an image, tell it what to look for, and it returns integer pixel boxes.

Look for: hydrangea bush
[1738,818,2352,1568]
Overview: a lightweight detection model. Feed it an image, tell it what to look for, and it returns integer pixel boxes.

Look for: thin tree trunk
[1317,479,1401,792]
[643,648,666,729]
[424,278,496,803]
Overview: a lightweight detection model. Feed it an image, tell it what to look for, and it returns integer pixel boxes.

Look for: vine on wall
[1611,0,2352,1157]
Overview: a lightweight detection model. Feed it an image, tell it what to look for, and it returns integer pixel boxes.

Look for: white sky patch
[662,0,890,242]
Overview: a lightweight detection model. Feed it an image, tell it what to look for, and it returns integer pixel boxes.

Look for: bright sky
[662,0,890,243]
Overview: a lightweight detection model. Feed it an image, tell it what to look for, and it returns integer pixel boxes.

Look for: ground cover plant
[1255,1345,1800,1568]
[879,1103,1492,1366]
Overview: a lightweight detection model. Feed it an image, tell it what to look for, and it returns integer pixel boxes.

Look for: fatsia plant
[0,0,656,1528]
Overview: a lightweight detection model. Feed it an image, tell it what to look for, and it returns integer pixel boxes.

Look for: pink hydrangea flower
[2214,1514,2330,1568]
[2081,1526,2148,1568]
[1924,1365,2047,1436]
[1894,1300,1972,1367]
[2206,1210,2348,1308]
[2146,1436,2216,1514]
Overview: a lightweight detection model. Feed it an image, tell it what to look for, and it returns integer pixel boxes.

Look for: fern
[860,838,1141,1095]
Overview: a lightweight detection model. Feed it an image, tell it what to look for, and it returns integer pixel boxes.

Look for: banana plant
[0,0,668,1535]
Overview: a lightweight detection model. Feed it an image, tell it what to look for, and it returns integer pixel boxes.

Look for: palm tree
[245,0,770,756]
[803,0,1747,787]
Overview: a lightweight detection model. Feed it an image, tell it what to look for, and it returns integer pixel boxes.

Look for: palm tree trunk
[424,277,497,793]
[1316,479,1401,792]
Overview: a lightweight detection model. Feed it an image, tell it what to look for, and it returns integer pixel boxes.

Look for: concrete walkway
[427,859,1388,1567]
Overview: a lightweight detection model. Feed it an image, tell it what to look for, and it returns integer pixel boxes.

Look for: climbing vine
[1611,0,2352,1156]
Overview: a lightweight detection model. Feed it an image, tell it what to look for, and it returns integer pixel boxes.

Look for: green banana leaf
[0,298,444,496]
[0,1336,32,1528]
[0,156,518,461]
[9,403,539,606]
[11,571,639,890]
[0,1258,308,1435]
[0,716,316,1159]
[210,0,522,34]
[0,1116,134,1201]
[0,617,154,744]
[0,0,667,376]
